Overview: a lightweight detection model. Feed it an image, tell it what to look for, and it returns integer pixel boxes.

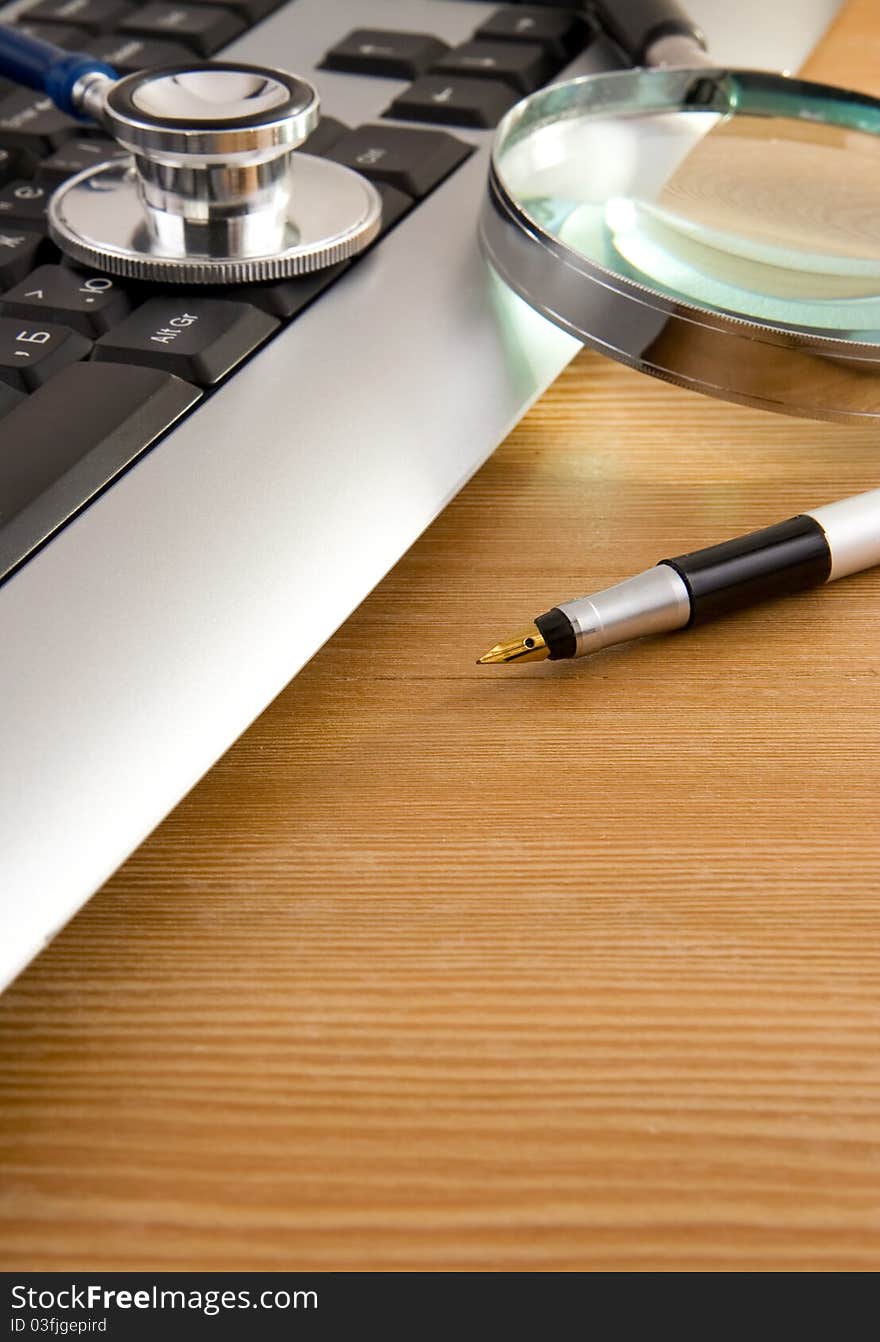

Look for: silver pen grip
[557,565,691,658]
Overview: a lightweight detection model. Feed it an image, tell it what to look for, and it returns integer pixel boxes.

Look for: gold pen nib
[477,624,549,665]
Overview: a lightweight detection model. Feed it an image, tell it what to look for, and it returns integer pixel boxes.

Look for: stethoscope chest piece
[48,63,382,283]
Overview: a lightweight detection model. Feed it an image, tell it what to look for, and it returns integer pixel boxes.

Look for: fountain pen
[477,487,880,666]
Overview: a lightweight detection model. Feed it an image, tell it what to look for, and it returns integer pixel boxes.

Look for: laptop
[0,0,842,988]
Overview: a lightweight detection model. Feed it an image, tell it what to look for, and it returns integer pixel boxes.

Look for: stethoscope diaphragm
[49,150,382,285]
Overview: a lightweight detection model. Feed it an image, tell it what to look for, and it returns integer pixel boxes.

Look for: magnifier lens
[497,69,880,337]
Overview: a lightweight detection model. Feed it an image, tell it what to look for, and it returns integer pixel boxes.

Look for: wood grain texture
[1,0,879,1273]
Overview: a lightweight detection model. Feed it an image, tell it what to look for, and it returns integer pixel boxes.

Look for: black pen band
[659,514,832,626]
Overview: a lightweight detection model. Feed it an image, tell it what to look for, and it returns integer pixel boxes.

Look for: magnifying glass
[0,24,382,284]
[480,0,880,421]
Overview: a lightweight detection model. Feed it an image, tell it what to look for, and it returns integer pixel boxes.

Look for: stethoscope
[0,24,382,283]
[3,1,880,419]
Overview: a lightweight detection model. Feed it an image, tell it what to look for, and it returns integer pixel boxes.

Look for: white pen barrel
[807,487,880,581]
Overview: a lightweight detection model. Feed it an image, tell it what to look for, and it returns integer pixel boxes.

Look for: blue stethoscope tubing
[0,22,116,116]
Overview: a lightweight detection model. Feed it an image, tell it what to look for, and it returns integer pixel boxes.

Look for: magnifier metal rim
[481,67,880,420]
[104,63,319,158]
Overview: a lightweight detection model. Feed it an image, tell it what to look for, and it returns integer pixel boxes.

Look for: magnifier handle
[586,0,708,66]
[0,22,116,118]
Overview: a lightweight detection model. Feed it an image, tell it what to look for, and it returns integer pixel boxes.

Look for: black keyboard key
[0,362,200,584]
[0,316,90,392]
[88,33,195,72]
[0,145,40,189]
[374,183,415,237]
[0,380,25,419]
[231,197,411,326]
[0,265,134,338]
[225,189,412,316]
[25,0,133,33]
[118,4,246,57]
[0,182,51,231]
[93,297,278,386]
[385,74,519,129]
[326,125,472,199]
[36,137,130,186]
[475,6,590,62]
[0,90,80,154]
[0,230,47,289]
[13,21,84,49]
[228,262,349,321]
[320,29,450,81]
[432,39,554,94]
[301,116,349,159]
[181,0,284,20]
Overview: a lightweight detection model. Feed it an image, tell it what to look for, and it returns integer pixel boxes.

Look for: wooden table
[2,0,878,1274]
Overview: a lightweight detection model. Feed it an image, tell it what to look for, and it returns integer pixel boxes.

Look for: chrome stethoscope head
[0,26,382,283]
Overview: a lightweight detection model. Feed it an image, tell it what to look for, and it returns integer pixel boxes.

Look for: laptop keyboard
[0,0,599,584]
